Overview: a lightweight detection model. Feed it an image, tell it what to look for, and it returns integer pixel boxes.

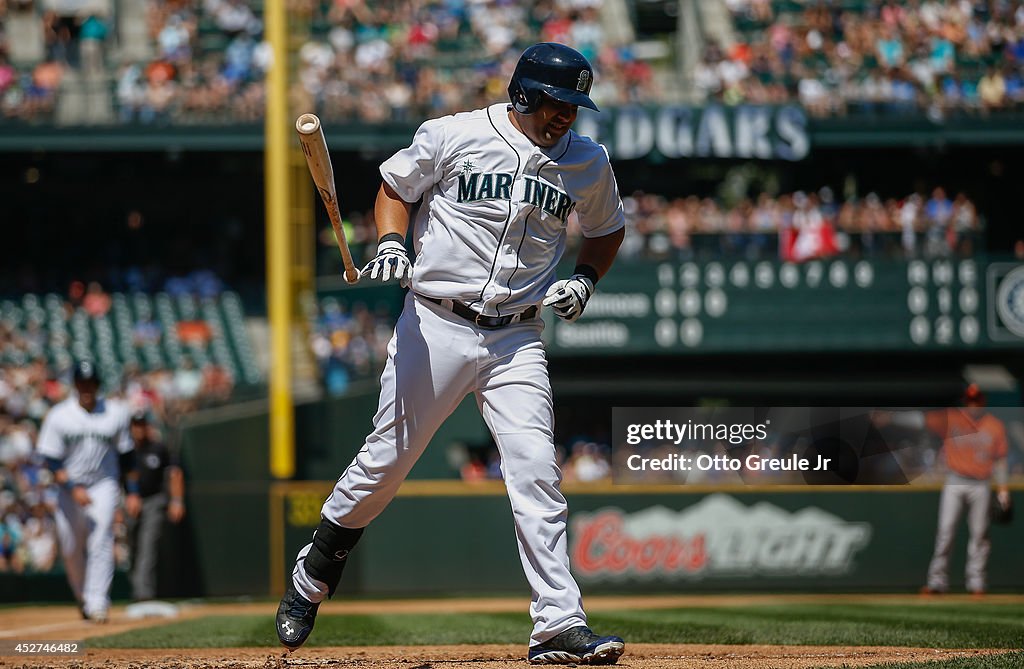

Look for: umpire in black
[127,412,186,602]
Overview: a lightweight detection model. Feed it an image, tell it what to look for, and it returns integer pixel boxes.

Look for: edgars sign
[575,104,810,161]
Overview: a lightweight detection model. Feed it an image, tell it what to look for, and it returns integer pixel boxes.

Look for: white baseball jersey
[36,396,133,486]
[380,103,625,316]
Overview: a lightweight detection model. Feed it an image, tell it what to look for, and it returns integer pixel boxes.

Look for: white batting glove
[360,240,412,284]
[543,274,594,323]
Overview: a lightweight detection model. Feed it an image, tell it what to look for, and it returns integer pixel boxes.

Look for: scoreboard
[543,257,1024,354]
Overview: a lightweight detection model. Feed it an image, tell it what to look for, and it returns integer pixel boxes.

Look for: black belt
[420,296,538,329]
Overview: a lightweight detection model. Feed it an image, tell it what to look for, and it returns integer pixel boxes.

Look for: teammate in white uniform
[37,361,141,622]
[277,43,626,665]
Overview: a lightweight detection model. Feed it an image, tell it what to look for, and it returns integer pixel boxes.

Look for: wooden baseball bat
[295,113,360,284]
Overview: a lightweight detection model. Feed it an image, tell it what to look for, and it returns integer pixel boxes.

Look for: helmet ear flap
[510,83,540,114]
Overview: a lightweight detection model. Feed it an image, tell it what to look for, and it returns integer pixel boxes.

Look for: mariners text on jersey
[380,103,625,316]
[457,171,576,223]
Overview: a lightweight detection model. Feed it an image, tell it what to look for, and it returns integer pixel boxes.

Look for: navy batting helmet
[508,43,599,114]
[73,360,100,384]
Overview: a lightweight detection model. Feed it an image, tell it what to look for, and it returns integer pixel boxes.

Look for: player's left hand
[543,274,594,323]
[125,493,142,518]
[360,240,412,285]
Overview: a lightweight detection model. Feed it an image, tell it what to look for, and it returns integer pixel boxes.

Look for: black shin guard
[302,518,364,597]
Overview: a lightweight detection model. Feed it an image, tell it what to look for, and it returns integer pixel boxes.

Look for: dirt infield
[0,595,1019,669]
[0,645,1007,669]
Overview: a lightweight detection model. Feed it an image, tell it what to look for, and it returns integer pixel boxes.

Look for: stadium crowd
[455,435,614,485]
[309,296,394,396]
[8,0,1023,123]
[336,184,981,267]
[0,0,650,123]
[712,0,1024,116]
[610,185,981,261]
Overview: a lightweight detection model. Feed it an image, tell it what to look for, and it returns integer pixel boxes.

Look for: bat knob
[296,113,321,135]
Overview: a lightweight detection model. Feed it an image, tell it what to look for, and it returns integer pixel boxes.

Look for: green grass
[88,603,1024,650]
[858,652,1024,669]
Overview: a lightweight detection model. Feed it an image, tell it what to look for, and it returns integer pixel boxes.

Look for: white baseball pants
[54,477,119,617]
[293,292,586,645]
[926,477,992,593]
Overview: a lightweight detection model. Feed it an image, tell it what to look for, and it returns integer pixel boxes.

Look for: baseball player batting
[277,43,626,664]
[37,361,141,622]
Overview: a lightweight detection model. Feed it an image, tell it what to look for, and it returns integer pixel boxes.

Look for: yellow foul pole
[265,0,294,479]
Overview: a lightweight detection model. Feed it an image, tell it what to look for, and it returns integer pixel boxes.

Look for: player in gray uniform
[37,361,141,622]
[277,43,626,665]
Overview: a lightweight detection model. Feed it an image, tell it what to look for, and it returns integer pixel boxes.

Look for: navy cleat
[528,626,625,665]
[276,585,320,650]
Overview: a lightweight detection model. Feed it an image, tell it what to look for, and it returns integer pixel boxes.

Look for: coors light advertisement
[570,494,872,581]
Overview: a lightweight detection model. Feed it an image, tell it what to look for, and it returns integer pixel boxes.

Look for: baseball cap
[72,360,100,384]
[130,411,149,424]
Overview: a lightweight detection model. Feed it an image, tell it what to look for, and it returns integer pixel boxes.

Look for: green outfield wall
[172,392,490,597]
[271,482,1024,597]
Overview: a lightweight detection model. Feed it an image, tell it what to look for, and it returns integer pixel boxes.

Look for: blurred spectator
[564,440,612,483]
[209,0,258,37]
[82,281,111,317]
[978,67,1007,110]
[310,297,393,396]
[460,451,489,482]
[22,500,58,572]
[0,56,16,95]
[171,355,202,409]
[0,518,25,573]
[200,363,232,403]
[79,14,108,79]
[116,64,146,122]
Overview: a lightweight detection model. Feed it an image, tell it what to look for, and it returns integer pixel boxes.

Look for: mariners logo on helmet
[577,70,590,92]
[508,43,599,114]
[73,360,100,384]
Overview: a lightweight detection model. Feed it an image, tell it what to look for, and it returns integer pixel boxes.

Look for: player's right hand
[543,274,595,323]
[71,485,92,507]
[360,240,412,285]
